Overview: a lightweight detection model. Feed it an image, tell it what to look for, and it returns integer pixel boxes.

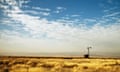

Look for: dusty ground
[0,56,120,72]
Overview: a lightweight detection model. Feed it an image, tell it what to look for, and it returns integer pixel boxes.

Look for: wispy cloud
[32,7,51,11]
[56,6,66,10]
[103,12,120,17]
[0,0,120,56]
[71,14,80,17]
[103,7,118,13]
[24,10,50,16]
[54,6,66,13]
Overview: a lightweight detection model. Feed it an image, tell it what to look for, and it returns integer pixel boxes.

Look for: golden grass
[0,56,120,72]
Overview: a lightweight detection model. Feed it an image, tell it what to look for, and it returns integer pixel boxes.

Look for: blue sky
[0,0,120,57]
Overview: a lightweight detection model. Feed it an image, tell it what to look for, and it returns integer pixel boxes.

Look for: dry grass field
[0,56,120,72]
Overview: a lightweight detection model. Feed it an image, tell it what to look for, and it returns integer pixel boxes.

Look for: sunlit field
[0,56,120,72]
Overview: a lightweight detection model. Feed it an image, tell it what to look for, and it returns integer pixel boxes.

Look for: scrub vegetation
[0,56,120,72]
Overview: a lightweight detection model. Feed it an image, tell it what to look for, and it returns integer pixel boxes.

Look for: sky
[0,0,120,57]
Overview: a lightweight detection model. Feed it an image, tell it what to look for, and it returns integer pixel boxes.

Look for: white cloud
[84,19,97,23]
[103,7,118,13]
[0,30,22,40]
[54,6,66,13]
[0,0,30,9]
[40,12,50,16]
[24,10,39,15]
[71,14,80,17]
[103,12,120,17]
[32,7,51,11]
[1,23,120,55]
[20,0,29,7]
[56,6,66,10]
[54,10,60,13]
[24,10,50,16]
[0,0,120,56]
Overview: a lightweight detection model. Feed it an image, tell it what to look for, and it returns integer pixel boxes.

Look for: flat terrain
[0,56,120,72]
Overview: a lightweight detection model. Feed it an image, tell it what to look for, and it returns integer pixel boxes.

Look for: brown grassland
[0,56,120,72]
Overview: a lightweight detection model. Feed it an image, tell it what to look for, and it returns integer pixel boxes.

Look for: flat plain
[0,56,120,72]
